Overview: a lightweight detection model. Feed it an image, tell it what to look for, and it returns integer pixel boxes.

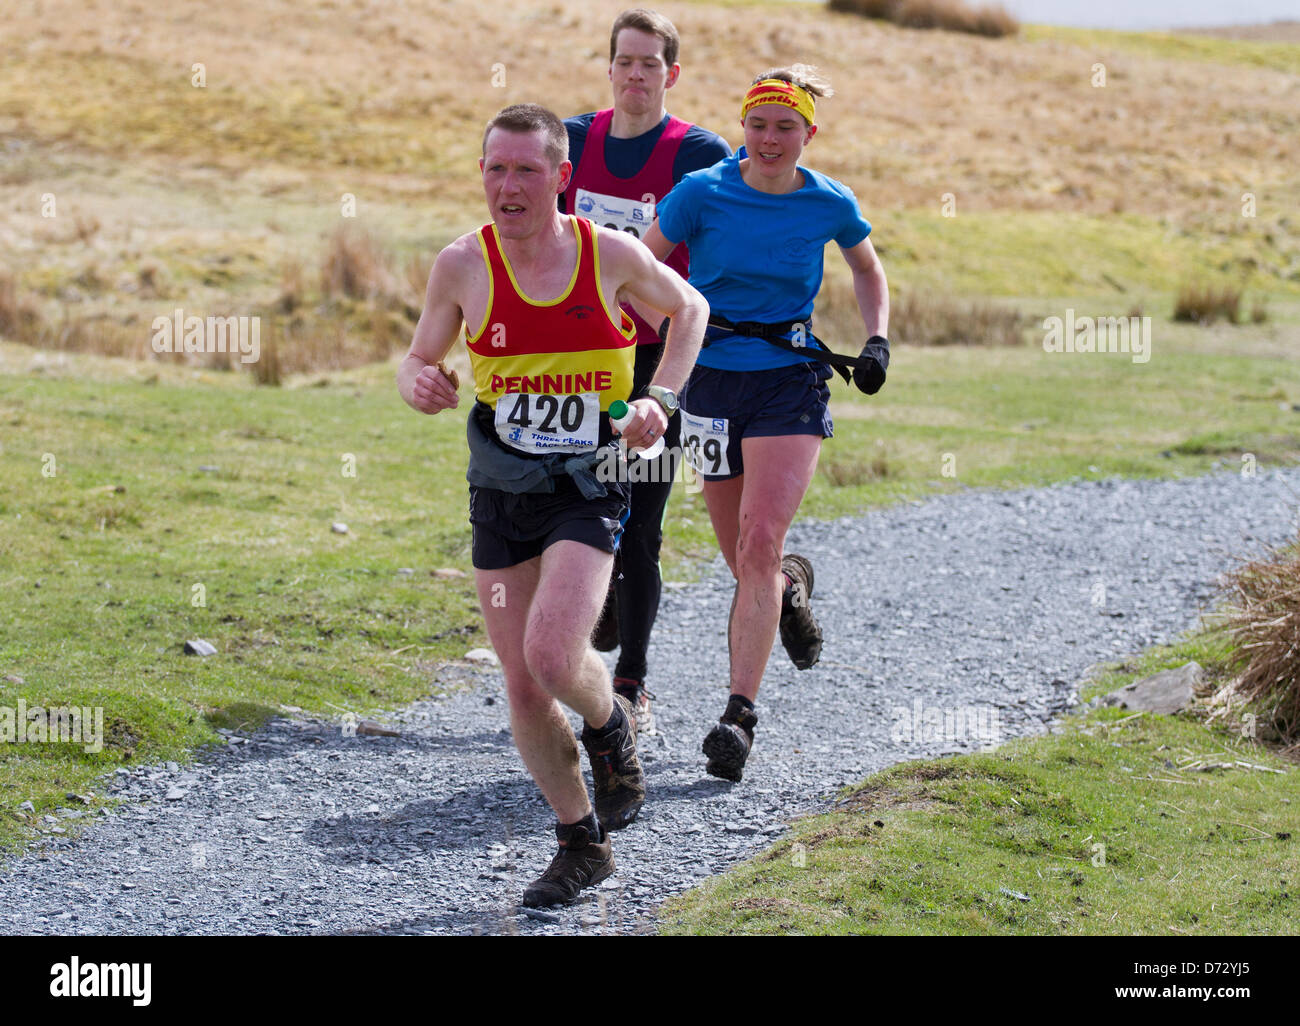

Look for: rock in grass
[183,639,217,657]
[19,801,35,813]
[331,522,349,535]
[464,648,499,666]
[1102,661,1201,715]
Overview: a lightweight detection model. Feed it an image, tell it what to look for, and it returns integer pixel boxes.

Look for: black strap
[657,315,885,386]
[706,314,856,384]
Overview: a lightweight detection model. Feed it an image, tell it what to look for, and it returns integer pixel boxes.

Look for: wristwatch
[645,384,679,417]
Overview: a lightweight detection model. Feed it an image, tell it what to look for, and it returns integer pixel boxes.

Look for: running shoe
[613,677,657,736]
[702,696,759,783]
[592,582,619,652]
[521,821,614,908]
[579,694,645,830]
[779,553,822,669]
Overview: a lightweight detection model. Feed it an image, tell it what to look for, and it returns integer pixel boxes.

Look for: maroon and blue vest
[563,109,692,346]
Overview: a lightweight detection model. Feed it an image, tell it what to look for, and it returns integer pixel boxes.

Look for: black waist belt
[660,314,875,385]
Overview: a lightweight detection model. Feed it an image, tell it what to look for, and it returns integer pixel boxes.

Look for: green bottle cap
[609,400,630,420]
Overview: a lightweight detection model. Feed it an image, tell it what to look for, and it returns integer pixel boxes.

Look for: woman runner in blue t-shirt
[642,64,891,783]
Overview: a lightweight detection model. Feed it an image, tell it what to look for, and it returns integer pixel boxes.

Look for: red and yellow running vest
[465,216,636,453]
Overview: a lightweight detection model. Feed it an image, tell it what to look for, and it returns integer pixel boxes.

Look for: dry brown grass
[816,274,1025,346]
[822,445,892,485]
[1217,537,1300,743]
[1173,281,1243,325]
[890,291,1025,346]
[0,0,1296,377]
[1179,20,1300,43]
[321,225,394,302]
[828,0,1018,37]
[0,270,43,340]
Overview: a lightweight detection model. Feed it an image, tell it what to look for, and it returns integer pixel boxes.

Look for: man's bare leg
[474,542,614,825]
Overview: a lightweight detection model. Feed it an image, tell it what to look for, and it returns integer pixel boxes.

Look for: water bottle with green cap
[608,400,665,459]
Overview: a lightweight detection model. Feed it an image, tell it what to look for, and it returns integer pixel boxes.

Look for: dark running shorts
[679,361,834,481]
[469,477,631,571]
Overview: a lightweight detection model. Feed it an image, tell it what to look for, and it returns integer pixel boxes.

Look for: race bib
[494,392,600,454]
[680,410,730,477]
[573,188,655,240]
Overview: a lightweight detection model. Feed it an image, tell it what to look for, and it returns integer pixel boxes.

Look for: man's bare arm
[623,220,683,331]
[600,228,708,449]
[397,242,469,415]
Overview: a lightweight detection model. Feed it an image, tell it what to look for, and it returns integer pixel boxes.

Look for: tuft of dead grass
[828,0,1018,37]
[892,292,1025,346]
[822,443,892,486]
[322,225,390,301]
[816,276,1024,346]
[1172,281,1242,324]
[0,270,44,340]
[1214,536,1300,744]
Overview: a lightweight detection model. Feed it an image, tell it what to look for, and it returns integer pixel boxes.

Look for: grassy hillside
[2,0,1299,861]
[1,0,1297,371]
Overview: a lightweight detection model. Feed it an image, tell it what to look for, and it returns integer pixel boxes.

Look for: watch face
[649,386,678,413]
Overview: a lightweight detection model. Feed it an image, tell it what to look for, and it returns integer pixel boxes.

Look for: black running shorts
[469,477,631,571]
[679,361,834,481]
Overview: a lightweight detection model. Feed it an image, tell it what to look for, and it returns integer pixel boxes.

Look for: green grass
[879,209,1300,298]
[1025,24,1300,77]
[2,311,1298,854]
[660,661,1298,935]
[0,358,486,851]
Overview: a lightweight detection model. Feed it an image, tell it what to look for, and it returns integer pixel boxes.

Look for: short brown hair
[481,104,568,169]
[609,8,680,67]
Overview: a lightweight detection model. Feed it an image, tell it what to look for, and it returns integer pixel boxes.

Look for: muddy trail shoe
[521,822,614,908]
[779,553,822,669]
[702,697,758,782]
[592,581,619,652]
[613,677,658,736]
[580,694,646,830]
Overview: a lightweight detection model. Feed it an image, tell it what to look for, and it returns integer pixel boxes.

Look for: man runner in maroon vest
[560,8,731,734]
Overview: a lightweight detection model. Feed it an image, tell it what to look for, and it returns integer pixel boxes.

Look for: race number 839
[680,410,730,477]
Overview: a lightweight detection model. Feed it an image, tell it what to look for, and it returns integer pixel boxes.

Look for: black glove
[853,335,889,395]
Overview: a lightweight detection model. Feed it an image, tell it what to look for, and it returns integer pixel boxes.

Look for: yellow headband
[741,79,815,125]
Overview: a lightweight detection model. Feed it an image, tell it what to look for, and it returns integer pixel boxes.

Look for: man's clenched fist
[409,361,461,414]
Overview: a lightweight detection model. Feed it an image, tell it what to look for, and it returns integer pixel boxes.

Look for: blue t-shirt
[656,146,872,371]
[558,112,731,209]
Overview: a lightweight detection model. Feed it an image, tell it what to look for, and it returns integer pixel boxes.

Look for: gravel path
[4,469,1297,935]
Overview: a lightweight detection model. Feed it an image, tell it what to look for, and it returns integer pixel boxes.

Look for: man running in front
[398,104,707,907]
[561,8,731,734]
